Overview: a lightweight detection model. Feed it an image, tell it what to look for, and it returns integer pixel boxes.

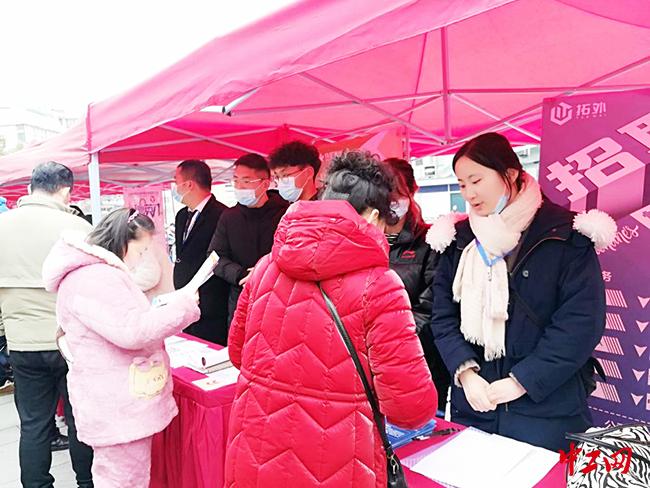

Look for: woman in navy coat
[428,133,615,451]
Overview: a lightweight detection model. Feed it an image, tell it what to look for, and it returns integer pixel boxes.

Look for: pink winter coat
[225,201,438,488]
[42,232,200,447]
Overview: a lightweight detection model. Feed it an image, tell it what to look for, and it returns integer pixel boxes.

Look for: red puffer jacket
[225,201,437,488]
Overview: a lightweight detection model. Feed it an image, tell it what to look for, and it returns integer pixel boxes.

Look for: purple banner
[541,89,650,426]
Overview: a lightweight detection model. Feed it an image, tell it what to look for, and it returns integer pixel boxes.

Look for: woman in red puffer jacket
[224,151,438,488]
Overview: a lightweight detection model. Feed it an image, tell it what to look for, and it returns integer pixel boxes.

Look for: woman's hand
[459,369,497,413]
[486,378,526,405]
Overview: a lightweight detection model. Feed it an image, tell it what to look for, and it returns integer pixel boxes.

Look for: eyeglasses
[232,177,267,186]
[272,167,306,182]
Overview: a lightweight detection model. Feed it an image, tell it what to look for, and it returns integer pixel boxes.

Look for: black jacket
[431,199,606,450]
[174,195,229,345]
[389,219,450,411]
[208,191,289,323]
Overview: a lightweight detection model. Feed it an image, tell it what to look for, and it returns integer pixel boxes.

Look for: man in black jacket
[208,154,289,325]
[173,159,229,344]
[269,141,321,202]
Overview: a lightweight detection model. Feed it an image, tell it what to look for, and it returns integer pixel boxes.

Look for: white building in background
[411,145,540,221]
[0,106,78,155]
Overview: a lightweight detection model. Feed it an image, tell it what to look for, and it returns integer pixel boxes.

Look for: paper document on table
[192,366,240,391]
[409,428,556,488]
[164,335,187,347]
[185,347,231,374]
[152,252,219,307]
[165,338,209,368]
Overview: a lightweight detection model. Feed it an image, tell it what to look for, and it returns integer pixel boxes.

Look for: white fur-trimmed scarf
[452,173,542,360]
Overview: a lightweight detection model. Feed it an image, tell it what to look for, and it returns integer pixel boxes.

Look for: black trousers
[9,350,94,488]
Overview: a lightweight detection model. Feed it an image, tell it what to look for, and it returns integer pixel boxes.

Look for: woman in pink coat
[225,152,438,488]
[43,208,199,488]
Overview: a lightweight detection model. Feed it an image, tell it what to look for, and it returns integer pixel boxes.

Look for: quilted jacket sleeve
[228,274,252,369]
[68,267,200,351]
[510,240,605,403]
[365,269,438,429]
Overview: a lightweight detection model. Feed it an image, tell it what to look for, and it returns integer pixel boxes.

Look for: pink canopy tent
[2,0,650,215]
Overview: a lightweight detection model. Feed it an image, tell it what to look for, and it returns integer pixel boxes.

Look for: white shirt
[184,194,211,241]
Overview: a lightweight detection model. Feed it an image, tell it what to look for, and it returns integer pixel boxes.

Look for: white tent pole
[301,73,445,144]
[159,125,268,156]
[312,95,441,142]
[222,88,260,115]
[88,153,101,224]
[453,94,541,142]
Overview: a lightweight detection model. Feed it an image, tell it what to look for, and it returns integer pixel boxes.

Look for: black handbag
[318,282,408,488]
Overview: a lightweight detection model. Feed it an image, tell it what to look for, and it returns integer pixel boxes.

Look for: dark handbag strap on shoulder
[317,283,400,466]
[509,283,606,384]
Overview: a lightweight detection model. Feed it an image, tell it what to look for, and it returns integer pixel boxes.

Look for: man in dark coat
[173,159,229,344]
[208,154,289,326]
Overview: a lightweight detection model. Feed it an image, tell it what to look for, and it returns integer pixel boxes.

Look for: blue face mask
[492,193,509,215]
[234,188,261,207]
[277,177,304,203]
[172,183,188,204]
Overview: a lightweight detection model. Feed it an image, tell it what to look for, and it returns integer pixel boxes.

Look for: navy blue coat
[430,199,606,451]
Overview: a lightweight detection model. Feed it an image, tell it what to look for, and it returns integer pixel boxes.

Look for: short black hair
[269,141,321,174]
[177,159,212,190]
[321,151,398,225]
[86,208,155,260]
[234,153,270,177]
[30,161,74,194]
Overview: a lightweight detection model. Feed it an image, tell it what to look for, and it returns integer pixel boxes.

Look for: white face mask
[172,183,189,204]
[234,187,261,207]
[390,198,410,219]
[277,177,304,202]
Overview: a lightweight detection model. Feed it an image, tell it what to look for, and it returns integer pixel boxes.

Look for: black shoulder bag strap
[509,284,606,384]
[317,282,405,485]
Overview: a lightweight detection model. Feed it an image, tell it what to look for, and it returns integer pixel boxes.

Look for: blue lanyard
[475,239,503,268]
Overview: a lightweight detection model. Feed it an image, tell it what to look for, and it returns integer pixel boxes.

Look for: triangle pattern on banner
[639,296,650,309]
[632,369,646,382]
[634,345,648,357]
[631,394,644,406]
[637,321,649,332]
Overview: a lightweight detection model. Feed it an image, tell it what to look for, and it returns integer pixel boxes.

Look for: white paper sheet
[409,428,557,488]
[165,338,209,368]
[192,366,240,391]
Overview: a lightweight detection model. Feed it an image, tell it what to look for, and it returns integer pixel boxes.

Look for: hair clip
[127,209,139,223]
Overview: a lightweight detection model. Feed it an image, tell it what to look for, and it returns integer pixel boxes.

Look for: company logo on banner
[123,186,166,246]
[540,89,650,427]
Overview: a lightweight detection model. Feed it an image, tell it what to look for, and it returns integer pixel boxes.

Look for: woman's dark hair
[321,151,398,226]
[385,158,430,239]
[452,133,524,193]
[86,208,155,260]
